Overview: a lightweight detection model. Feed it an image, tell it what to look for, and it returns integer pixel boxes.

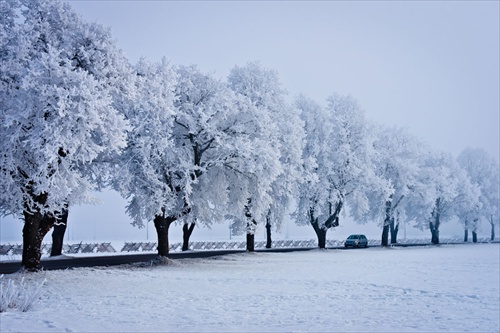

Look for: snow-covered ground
[1,243,499,332]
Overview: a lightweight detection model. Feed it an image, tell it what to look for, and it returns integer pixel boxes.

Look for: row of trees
[1,0,499,271]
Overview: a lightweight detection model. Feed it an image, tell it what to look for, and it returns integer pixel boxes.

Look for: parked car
[344,234,368,248]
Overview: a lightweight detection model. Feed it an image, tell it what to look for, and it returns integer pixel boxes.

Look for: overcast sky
[1,0,499,243]
[68,0,499,160]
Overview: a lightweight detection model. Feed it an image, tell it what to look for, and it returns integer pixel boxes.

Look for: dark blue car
[344,234,368,248]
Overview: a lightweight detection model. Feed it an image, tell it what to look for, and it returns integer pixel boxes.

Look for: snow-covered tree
[411,151,479,244]
[294,93,378,248]
[457,148,499,241]
[369,125,425,245]
[115,63,280,257]
[111,58,177,257]
[0,0,130,270]
[227,62,304,249]
[174,64,280,251]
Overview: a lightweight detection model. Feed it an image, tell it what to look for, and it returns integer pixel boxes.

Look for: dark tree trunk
[50,208,68,256]
[471,218,479,243]
[430,222,440,244]
[381,225,390,246]
[311,222,327,249]
[490,218,495,241]
[390,219,399,244]
[430,199,441,245]
[317,228,327,249]
[22,211,55,271]
[154,214,175,257]
[265,219,272,249]
[381,200,391,246]
[153,202,190,257]
[324,201,342,229]
[245,218,257,252]
[244,199,257,252]
[182,222,195,251]
[309,207,337,249]
[431,229,439,244]
[245,216,257,252]
[50,223,66,256]
[246,233,255,252]
[308,201,341,249]
[464,229,469,242]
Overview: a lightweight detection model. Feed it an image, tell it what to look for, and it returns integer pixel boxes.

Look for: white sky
[68,0,500,160]
[1,0,499,243]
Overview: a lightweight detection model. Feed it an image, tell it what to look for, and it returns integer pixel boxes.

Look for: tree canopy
[1,0,498,267]
[0,0,130,217]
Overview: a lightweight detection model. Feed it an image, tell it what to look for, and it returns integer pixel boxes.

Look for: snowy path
[1,244,499,332]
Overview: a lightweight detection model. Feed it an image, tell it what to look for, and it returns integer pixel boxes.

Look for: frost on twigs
[0,274,46,312]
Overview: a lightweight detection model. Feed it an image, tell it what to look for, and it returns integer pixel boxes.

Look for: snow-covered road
[1,243,499,332]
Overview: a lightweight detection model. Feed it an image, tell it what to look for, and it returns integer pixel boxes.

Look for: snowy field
[1,243,499,332]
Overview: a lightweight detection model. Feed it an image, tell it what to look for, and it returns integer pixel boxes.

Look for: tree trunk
[490,218,495,241]
[246,233,255,252]
[154,214,175,257]
[22,211,55,271]
[381,225,389,247]
[304,201,342,250]
[182,222,195,251]
[472,230,477,243]
[317,228,327,249]
[381,200,391,246]
[244,199,257,252]
[390,218,399,244]
[309,202,341,249]
[431,229,439,244]
[464,229,469,242]
[324,201,342,229]
[311,222,327,249]
[430,222,440,244]
[245,216,257,252]
[265,218,272,249]
[50,208,69,256]
[430,200,441,245]
[50,223,67,256]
